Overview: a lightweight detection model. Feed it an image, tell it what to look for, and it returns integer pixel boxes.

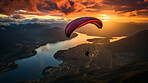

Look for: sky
[0,0,148,24]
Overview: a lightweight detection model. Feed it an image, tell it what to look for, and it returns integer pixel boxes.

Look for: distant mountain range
[77,22,148,37]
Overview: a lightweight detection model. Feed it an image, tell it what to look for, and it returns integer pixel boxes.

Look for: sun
[100,14,111,20]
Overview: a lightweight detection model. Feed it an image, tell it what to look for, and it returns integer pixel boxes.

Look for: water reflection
[110,36,127,42]
[40,44,50,53]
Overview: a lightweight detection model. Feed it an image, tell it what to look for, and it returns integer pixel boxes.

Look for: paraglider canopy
[65,17,103,38]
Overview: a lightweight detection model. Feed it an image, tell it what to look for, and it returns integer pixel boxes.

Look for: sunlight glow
[99,14,111,21]
[0,14,9,18]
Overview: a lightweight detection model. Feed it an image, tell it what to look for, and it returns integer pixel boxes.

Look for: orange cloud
[0,0,147,19]
[0,0,39,15]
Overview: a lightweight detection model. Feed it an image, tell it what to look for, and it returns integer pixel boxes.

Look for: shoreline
[0,27,78,74]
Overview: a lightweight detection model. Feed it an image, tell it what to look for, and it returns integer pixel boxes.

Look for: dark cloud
[0,17,16,22]
[37,1,58,12]
[23,18,56,22]
[85,3,111,13]
[12,15,25,19]
[85,3,109,10]
[86,4,102,9]
[137,9,148,16]
[81,2,95,6]
[103,0,148,13]
[60,1,75,15]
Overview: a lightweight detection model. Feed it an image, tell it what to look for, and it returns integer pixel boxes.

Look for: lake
[0,32,127,83]
[0,32,104,83]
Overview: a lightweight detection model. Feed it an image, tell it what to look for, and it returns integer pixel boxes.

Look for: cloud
[103,0,148,13]
[0,0,76,15]
[12,15,25,19]
[0,0,38,15]
[0,17,17,26]
[0,0,147,17]
[81,2,95,6]
[0,16,67,26]
[22,18,57,22]
[59,1,75,15]
[37,0,58,12]
[0,17,16,22]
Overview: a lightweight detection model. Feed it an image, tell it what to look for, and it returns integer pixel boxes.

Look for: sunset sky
[0,0,148,24]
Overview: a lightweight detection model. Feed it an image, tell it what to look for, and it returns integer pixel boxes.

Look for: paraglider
[65,17,103,38]
[85,50,89,56]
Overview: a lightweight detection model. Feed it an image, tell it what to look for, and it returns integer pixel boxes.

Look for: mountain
[108,30,148,53]
[106,30,148,62]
